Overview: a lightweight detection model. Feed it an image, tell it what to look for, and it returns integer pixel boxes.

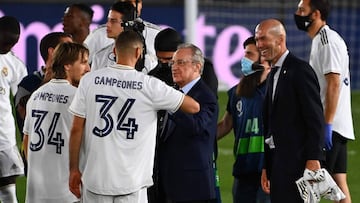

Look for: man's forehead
[298,0,311,9]
[108,10,123,17]
[60,36,73,43]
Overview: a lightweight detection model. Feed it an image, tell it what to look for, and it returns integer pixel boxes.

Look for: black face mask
[158,61,171,69]
[294,13,313,32]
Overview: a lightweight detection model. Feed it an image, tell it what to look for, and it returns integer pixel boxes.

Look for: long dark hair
[236,70,263,98]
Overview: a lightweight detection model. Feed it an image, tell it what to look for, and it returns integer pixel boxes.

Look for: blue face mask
[241,57,264,76]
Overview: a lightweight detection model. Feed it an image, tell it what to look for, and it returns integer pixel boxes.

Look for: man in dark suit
[159,43,218,203]
[255,19,325,202]
[148,28,220,203]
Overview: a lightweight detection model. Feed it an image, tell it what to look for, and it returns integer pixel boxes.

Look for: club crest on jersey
[0,87,6,95]
[1,67,8,77]
[236,100,243,117]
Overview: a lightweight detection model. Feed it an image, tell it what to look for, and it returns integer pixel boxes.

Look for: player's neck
[308,21,326,39]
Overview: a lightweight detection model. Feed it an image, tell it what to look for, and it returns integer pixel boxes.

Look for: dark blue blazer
[263,52,325,203]
[159,79,218,202]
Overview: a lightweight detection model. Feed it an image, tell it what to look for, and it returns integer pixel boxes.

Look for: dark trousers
[166,199,216,203]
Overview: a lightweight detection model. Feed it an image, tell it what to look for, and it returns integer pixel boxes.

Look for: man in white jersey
[15,32,73,176]
[69,30,199,203]
[84,0,160,73]
[295,0,354,202]
[23,42,90,203]
[0,16,28,203]
[90,2,135,71]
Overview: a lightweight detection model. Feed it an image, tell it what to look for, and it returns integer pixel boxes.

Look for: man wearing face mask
[148,28,181,86]
[147,28,182,203]
[217,36,271,203]
[294,1,354,202]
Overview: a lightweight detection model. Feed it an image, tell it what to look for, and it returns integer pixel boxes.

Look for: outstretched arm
[180,95,200,114]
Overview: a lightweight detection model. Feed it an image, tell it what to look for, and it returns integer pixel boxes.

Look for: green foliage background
[15,91,359,203]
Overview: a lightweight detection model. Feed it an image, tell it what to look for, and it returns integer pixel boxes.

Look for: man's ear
[195,62,202,73]
[48,47,55,60]
[64,63,71,72]
[136,47,142,60]
[312,9,321,20]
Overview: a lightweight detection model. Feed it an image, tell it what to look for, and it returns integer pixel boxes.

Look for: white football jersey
[85,20,161,73]
[91,44,116,72]
[0,51,27,150]
[310,25,354,140]
[23,79,79,203]
[91,42,158,74]
[84,24,112,64]
[69,64,184,195]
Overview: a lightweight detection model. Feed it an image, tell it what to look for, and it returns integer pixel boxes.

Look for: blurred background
[1,0,359,90]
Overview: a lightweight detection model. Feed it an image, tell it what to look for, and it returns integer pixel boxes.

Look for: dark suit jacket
[203,58,218,98]
[263,52,324,203]
[159,79,218,202]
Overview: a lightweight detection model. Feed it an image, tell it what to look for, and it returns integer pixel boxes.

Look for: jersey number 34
[30,110,64,154]
[93,95,138,139]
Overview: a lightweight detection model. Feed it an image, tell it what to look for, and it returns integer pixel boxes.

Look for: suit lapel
[272,67,282,105]
[186,78,203,96]
[162,79,203,142]
[272,54,292,106]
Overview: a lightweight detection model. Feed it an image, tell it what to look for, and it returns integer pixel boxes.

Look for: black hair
[40,32,72,62]
[243,36,256,49]
[154,28,183,52]
[115,30,143,54]
[72,3,94,20]
[0,16,20,35]
[243,36,261,63]
[310,0,330,21]
[111,1,136,22]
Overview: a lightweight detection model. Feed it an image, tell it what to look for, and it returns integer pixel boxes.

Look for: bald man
[255,19,324,202]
